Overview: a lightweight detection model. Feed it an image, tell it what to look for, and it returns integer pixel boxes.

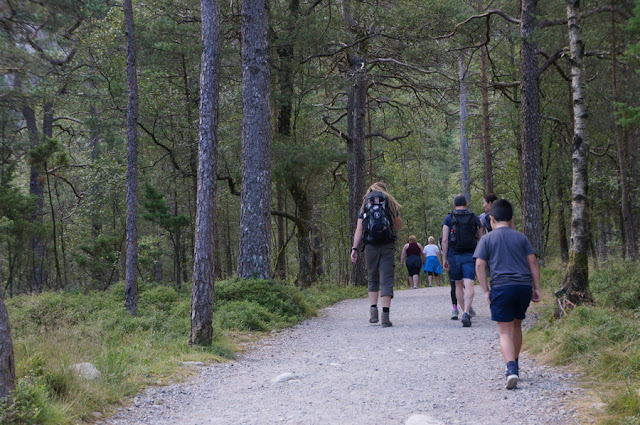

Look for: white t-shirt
[423,244,439,257]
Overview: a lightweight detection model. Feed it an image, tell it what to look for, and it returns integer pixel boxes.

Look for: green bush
[214,278,314,321]
[591,262,640,310]
[215,300,280,331]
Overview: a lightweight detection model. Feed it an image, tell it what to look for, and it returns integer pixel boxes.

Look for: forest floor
[103,285,589,425]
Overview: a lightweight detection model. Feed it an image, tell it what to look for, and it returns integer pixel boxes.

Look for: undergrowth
[526,261,640,424]
[1,279,366,424]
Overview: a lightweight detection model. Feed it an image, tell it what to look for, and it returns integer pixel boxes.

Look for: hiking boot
[450,310,459,320]
[461,312,472,327]
[469,307,477,317]
[369,306,379,324]
[381,311,392,327]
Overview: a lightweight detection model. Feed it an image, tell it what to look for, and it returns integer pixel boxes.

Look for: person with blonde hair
[351,182,402,327]
[401,235,425,289]
[422,236,443,287]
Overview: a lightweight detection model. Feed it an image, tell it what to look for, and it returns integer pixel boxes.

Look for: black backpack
[362,191,396,245]
[449,209,478,251]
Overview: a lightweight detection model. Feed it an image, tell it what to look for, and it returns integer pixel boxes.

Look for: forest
[1,0,640,420]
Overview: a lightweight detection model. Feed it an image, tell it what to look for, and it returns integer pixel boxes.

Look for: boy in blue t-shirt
[473,199,541,390]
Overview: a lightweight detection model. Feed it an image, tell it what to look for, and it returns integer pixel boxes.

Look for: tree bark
[479,43,493,194]
[347,55,368,287]
[190,0,220,346]
[275,191,287,279]
[556,0,594,314]
[237,0,272,280]
[0,276,15,399]
[123,0,139,316]
[610,8,638,260]
[22,106,45,294]
[459,53,471,202]
[519,0,544,257]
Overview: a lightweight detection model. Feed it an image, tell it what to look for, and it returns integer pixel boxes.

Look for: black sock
[382,307,390,313]
[371,305,377,308]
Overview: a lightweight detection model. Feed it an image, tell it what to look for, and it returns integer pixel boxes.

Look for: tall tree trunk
[459,53,471,202]
[89,105,102,240]
[556,172,569,263]
[479,43,493,194]
[556,0,594,314]
[0,276,15,399]
[520,0,543,257]
[190,0,220,346]
[237,0,272,280]
[123,0,139,315]
[347,56,368,287]
[289,181,316,287]
[22,106,45,294]
[611,7,638,260]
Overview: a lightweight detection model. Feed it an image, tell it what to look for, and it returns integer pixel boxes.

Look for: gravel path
[104,286,583,425]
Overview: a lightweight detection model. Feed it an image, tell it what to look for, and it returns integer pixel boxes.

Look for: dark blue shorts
[448,252,475,281]
[490,285,532,322]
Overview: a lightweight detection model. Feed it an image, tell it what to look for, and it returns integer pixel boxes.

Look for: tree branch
[436,9,519,40]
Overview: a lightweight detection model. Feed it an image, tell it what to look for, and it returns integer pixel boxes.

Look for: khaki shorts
[365,242,396,297]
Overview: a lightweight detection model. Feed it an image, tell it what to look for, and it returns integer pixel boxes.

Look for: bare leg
[412,274,419,288]
[462,278,475,313]
[455,281,465,311]
[380,295,392,308]
[368,291,379,306]
[497,321,520,362]
[428,274,433,286]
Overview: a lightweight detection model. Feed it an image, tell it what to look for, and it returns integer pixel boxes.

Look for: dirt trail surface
[104,286,583,425]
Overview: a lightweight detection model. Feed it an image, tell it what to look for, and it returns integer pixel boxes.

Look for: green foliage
[72,234,121,288]
[527,262,640,424]
[216,300,281,331]
[214,278,315,323]
[591,262,640,310]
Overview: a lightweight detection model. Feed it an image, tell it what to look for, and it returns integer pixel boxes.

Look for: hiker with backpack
[480,193,498,234]
[441,194,483,327]
[473,198,541,389]
[401,235,426,289]
[350,182,402,327]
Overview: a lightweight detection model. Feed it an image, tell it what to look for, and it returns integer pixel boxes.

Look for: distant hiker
[479,193,498,234]
[480,193,515,235]
[422,236,443,287]
[351,182,402,327]
[401,235,425,289]
[441,194,483,327]
[473,199,541,390]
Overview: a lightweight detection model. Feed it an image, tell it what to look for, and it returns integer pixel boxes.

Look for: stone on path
[272,372,297,383]
[405,414,445,425]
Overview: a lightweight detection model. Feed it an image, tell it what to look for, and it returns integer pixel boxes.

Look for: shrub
[215,300,280,331]
[591,262,640,310]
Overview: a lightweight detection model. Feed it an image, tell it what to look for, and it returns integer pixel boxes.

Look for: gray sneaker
[381,311,392,327]
[469,307,477,317]
[450,310,459,320]
[461,312,472,327]
[369,306,379,324]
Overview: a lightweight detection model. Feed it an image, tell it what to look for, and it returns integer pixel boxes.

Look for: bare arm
[441,225,450,270]
[350,219,364,264]
[476,258,491,304]
[419,243,426,264]
[400,243,408,264]
[394,215,403,231]
[527,254,541,302]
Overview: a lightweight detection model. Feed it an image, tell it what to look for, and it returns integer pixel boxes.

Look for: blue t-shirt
[442,209,482,255]
[473,226,536,287]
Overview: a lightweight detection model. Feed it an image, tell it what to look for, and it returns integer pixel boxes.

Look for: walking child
[473,199,541,389]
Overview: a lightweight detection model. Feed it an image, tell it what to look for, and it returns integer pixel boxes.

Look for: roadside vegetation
[0,280,366,424]
[526,261,640,425]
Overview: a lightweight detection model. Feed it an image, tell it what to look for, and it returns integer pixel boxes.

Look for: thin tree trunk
[556,0,594,314]
[123,0,139,315]
[237,0,272,280]
[0,274,15,399]
[190,0,220,346]
[479,42,493,194]
[610,6,638,260]
[275,191,287,279]
[520,0,544,257]
[459,53,471,202]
